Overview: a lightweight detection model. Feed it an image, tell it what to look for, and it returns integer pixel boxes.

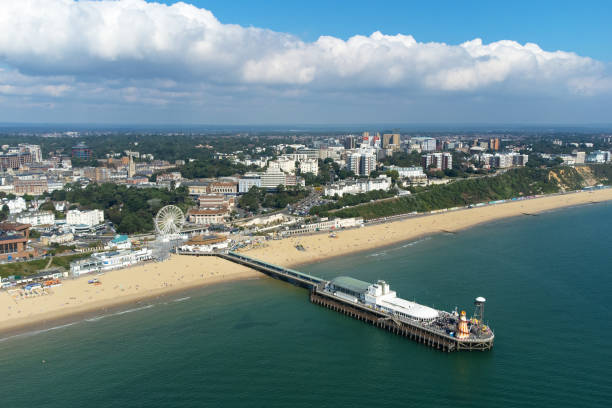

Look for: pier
[213,251,494,352]
[218,252,323,289]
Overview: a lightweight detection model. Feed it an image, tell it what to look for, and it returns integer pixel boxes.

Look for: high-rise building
[489,138,500,151]
[347,152,376,176]
[421,153,452,170]
[72,142,92,160]
[413,137,437,152]
[128,154,136,178]
[344,136,356,149]
[347,153,361,175]
[382,133,400,149]
[360,153,376,176]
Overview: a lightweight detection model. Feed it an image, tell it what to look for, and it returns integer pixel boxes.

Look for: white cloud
[0,0,610,122]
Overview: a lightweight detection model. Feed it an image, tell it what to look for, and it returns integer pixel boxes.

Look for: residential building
[15,211,55,226]
[40,231,74,246]
[421,153,452,170]
[347,152,376,176]
[412,137,437,152]
[489,138,500,151]
[324,176,392,197]
[268,157,296,174]
[384,166,426,179]
[0,152,33,170]
[66,209,104,227]
[299,158,319,175]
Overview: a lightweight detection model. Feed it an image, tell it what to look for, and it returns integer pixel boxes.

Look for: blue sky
[0,0,610,125]
[156,0,612,61]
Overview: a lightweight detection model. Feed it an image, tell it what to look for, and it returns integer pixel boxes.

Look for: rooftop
[330,276,371,294]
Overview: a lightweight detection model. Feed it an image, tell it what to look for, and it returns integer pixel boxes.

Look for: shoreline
[2,188,612,338]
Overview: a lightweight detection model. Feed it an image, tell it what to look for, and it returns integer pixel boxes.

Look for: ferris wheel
[154,205,185,236]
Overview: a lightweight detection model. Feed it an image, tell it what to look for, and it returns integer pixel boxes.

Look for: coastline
[2,188,612,337]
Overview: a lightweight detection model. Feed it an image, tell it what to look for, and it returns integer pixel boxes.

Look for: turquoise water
[1,203,612,407]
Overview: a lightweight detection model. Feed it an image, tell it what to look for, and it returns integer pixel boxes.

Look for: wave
[401,237,431,248]
[0,321,80,342]
[173,297,191,302]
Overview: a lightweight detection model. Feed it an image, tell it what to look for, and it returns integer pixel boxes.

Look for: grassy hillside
[317,167,586,220]
[0,253,89,279]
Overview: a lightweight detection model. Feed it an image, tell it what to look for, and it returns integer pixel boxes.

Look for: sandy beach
[2,188,612,336]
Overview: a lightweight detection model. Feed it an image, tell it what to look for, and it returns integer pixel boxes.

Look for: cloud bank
[0,0,610,123]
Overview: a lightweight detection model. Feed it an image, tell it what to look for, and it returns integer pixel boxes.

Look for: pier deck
[212,251,494,352]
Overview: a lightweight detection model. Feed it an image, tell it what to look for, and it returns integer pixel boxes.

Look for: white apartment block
[324,176,392,197]
[15,211,55,226]
[268,157,296,174]
[299,158,319,175]
[66,209,105,227]
[384,166,426,179]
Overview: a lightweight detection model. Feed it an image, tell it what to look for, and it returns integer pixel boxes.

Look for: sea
[1,202,611,407]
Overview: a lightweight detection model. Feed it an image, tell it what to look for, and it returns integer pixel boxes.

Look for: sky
[0,0,611,126]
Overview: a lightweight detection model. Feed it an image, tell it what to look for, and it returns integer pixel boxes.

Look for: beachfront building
[179,235,229,253]
[324,175,392,198]
[281,217,364,236]
[105,235,132,250]
[15,211,55,227]
[66,209,104,227]
[69,248,152,277]
[187,208,230,225]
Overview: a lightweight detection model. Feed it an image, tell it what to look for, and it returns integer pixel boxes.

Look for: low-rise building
[198,194,235,210]
[384,166,426,179]
[69,248,152,277]
[40,231,74,246]
[187,208,230,225]
[105,235,132,250]
[324,175,392,197]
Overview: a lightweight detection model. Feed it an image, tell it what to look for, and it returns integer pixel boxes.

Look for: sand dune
[1,188,611,335]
